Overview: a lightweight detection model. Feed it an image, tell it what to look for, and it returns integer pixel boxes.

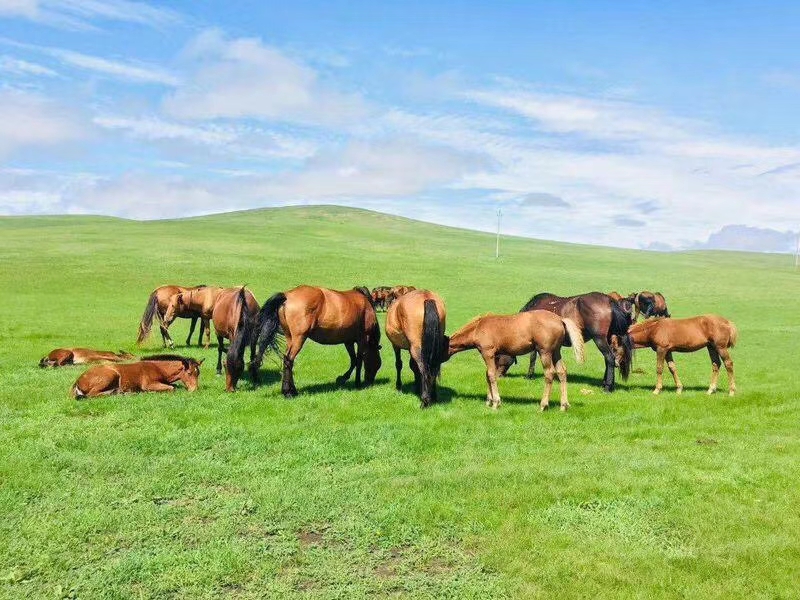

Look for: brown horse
[39,348,134,368]
[71,355,203,399]
[612,315,737,396]
[385,289,447,408]
[137,285,209,348]
[162,286,226,348]
[496,292,633,391]
[386,285,417,307]
[247,286,381,397]
[630,291,671,320]
[211,287,260,391]
[371,286,393,311]
[447,310,585,411]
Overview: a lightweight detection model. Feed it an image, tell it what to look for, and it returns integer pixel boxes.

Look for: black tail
[421,299,446,379]
[249,292,287,381]
[609,300,633,380]
[137,291,159,344]
[226,287,254,389]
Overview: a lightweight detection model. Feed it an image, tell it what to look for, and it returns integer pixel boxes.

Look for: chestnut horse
[247,286,381,397]
[386,285,417,307]
[163,286,226,348]
[371,286,393,311]
[40,348,134,368]
[211,287,260,391]
[385,289,447,408]
[496,292,633,392]
[613,315,737,396]
[137,285,209,348]
[71,355,203,399]
[447,310,585,411]
[631,291,670,320]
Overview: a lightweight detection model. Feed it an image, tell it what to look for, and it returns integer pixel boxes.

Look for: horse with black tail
[206,286,259,391]
[496,291,633,392]
[249,286,381,397]
[136,285,208,348]
[385,290,448,408]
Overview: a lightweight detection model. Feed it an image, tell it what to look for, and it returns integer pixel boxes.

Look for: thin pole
[495,208,502,259]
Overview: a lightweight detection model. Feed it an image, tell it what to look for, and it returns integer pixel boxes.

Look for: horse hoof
[729,390,735,397]
[540,404,548,411]
[560,404,569,412]
[335,376,348,386]
[676,388,683,395]
[652,389,661,395]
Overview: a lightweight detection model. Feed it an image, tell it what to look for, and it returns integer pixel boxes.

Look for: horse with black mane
[243,286,381,397]
[630,291,670,320]
[496,291,633,392]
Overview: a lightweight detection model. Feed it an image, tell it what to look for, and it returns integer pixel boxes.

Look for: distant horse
[247,286,381,397]
[385,289,447,407]
[496,292,633,392]
[608,291,636,328]
[447,310,585,411]
[386,285,417,307]
[212,287,260,391]
[136,285,209,348]
[71,355,203,398]
[631,291,671,320]
[40,348,134,368]
[612,315,737,396]
[371,286,393,311]
[162,286,225,348]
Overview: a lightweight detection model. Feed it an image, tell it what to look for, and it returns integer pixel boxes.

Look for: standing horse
[447,310,585,411]
[71,355,203,398]
[496,292,633,392]
[162,286,226,348]
[612,315,737,396]
[371,286,393,311]
[247,286,381,397]
[630,291,671,319]
[211,287,259,391]
[40,348,134,368]
[137,285,209,348]
[386,285,417,307]
[385,289,447,408]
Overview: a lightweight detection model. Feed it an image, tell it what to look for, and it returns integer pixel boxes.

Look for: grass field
[1,205,799,599]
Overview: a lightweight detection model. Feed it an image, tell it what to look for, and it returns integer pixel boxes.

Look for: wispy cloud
[0,0,181,30]
[0,54,58,76]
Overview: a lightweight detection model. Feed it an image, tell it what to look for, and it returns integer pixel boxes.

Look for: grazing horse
[71,355,203,399]
[247,286,381,397]
[608,291,636,329]
[371,286,393,311]
[631,291,671,320]
[40,348,134,368]
[137,285,209,348]
[385,289,447,408]
[209,287,260,391]
[162,286,226,348]
[386,285,417,307]
[612,315,737,396]
[447,310,585,411]
[496,292,633,392]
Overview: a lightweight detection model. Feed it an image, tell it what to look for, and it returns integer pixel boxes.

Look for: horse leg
[555,353,569,411]
[216,334,225,376]
[411,346,431,408]
[480,350,501,409]
[666,351,683,393]
[526,350,538,379]
[653,348,666,395]
[203,318,211,349]
[355,341,364,388]
[539,350,556,411]
[282,335,306,397]
[594,336,616,392]
[336,342,357,386]
[186,316,197,347]
[409,356,421,396]
[718,347,735,396]
[394,346,403,391]
[141,381,175,392]
[706,344,721,394]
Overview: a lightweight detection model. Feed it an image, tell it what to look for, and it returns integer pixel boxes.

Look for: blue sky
[1,0,798,249]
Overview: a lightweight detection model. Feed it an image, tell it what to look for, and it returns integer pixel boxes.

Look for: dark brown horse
[71,355,203,398]
[447,310,585,411]
[137,285,209,348]
[211,287,260,391]
[385,289,447,407]
[246,286,381,397]
[612,315,737,396]
[40,348,134,368]
[630,291,671,320]
[496,292,633,392]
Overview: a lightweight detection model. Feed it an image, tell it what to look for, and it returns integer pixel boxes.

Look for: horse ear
[197,358,205,365]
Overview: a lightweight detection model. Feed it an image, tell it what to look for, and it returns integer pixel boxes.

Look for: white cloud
[48,47,178,84]
[0,0,181,29]
[0,89,85,158]
[0,54,58,76]
[163,30,368,126]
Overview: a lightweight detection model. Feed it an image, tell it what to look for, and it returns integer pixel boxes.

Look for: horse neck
[448,319,480,354]
[158,361,186,382]
[629,321,658,344]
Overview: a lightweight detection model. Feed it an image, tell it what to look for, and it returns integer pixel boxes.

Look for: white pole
[495,208,502,259]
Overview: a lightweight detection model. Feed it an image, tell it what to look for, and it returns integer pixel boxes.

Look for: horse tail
[609,300,633,380]
[561,318,586,364]
[727,321,738,348]
[226,287,253,388]
[137,290,160,345]
[421,299,446,379]
[250,292,287,378]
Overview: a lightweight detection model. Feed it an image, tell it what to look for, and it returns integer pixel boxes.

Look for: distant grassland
[1,206,799,599]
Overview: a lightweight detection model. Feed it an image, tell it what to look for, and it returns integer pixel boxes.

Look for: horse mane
[521,292,556,312]
[141,354,197,368]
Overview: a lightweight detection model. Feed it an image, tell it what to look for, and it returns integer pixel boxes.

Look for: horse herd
[39,283,738,410]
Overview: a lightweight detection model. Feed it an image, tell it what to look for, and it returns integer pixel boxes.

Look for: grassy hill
[1,205,799,599]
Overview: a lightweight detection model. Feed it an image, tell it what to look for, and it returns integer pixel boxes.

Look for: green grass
[1,205,799,599]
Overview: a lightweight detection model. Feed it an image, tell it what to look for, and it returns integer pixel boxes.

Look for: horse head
[179,357,204,392]
[163,292,186,326]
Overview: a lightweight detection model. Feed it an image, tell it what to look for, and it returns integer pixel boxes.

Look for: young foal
[385,290,447,408]
[71,355,203,398]
[40,348,134,367]
[613,315,737,396]
[447,310,585,411]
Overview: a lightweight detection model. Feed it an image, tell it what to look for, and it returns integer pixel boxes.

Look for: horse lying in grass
[612,315,737,396]
[40,348,134,368]
[447,310,585,411]
[71,355,203,399]
[385,289,447,408]
[136,284,209,348]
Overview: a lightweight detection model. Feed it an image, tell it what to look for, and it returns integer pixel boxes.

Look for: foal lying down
[447,310,585,411]
[71,355,203,399]
[40,348,134,367]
